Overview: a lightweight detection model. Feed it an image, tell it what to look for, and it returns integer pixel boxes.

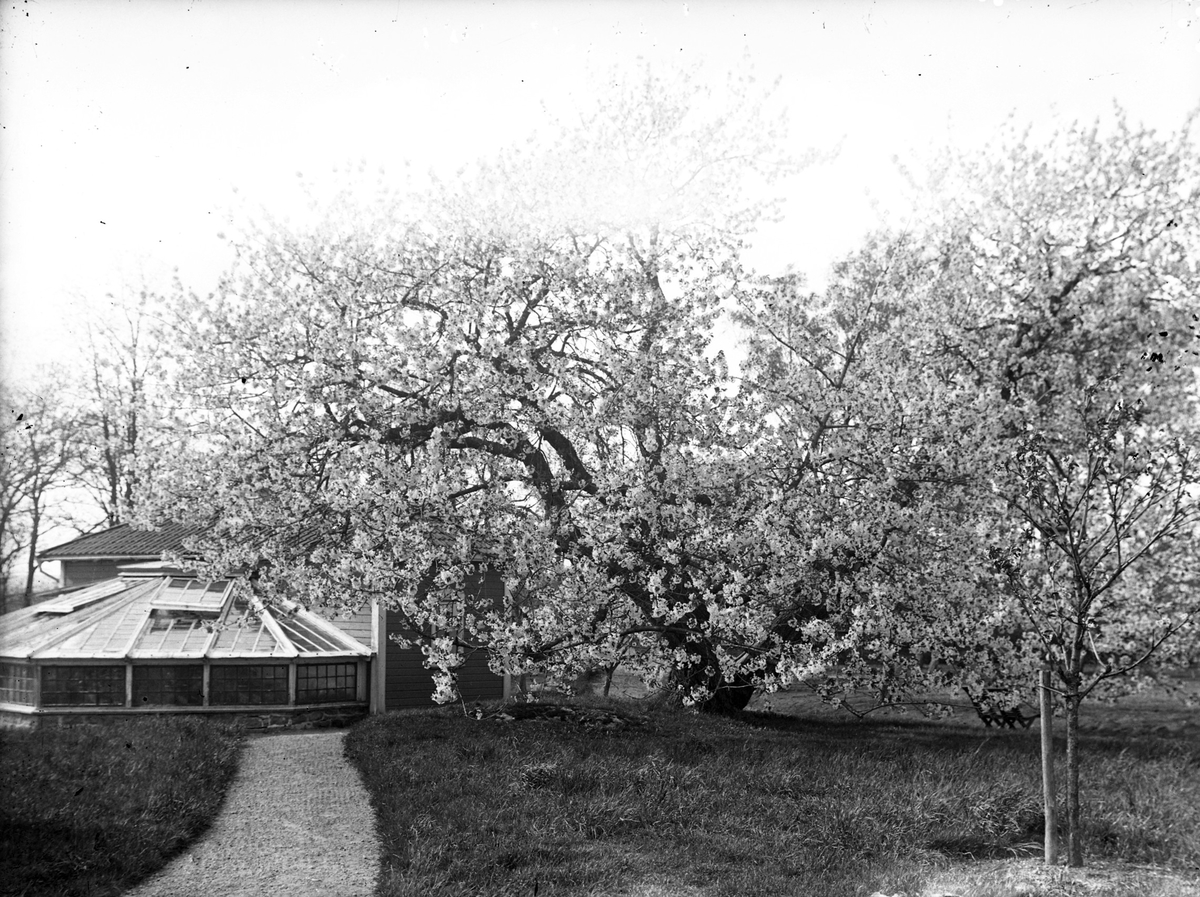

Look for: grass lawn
[0,717,243,897]
[345,696,1200,897]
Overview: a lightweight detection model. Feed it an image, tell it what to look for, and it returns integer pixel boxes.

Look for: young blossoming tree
[139,65,820,711]
[991,387,1199,866]
[906,112,1200,866]
[741,109,1200,867]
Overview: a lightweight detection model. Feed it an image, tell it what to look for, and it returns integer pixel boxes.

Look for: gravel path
[124,730,380,897]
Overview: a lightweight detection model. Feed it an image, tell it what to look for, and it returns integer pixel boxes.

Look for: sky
[1,0,1198,384]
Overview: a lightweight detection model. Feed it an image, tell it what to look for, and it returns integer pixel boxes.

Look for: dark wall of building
[61,560,129,588]
[383,643,502,709]
[383,570,506,710]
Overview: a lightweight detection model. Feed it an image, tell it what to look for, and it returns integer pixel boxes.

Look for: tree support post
[1065,683,1083,867]
[1040,668,1058,865]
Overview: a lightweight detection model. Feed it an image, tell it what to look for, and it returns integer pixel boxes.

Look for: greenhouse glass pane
[41,666,125,707]
[276,615,342,652]
[132,665,204,706]
[138,613,214,653]
[209,664,289,705]
[297,663,356,703]
[0,662,36,704]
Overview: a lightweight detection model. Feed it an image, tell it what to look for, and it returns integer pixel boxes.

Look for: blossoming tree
[751,112,1200,868]
[933,114,1200,867]
[139,65,823,711]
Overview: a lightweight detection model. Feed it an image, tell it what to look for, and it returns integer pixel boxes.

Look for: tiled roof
[37,523,205,560]
[40,521,499,565]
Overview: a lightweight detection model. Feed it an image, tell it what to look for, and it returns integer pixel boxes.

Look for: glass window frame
[209,663,290,706]
[132,664,204,707]
[0,661,36,705]
[41,665,126,707]
[297,662,357,704]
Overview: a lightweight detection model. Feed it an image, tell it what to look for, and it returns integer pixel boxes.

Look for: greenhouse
[0,570,372,728]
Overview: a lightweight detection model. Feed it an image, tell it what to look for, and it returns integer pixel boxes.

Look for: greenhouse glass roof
[0,575,371,661]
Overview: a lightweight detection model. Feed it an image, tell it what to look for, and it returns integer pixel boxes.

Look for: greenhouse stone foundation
[0,703,368,731]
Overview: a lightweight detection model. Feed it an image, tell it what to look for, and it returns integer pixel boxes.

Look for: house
[37,523,207,589]
[0,526,507,728]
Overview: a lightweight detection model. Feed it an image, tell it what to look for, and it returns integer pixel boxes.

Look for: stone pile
[491,702,644,731]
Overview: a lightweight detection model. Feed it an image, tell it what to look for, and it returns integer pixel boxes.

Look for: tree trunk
[656,602,758,714]
[1040,668,1058,865]
[1064,679,1083,867]
[22,491,41,608]
[701,675,756,713]
[666,657,756,713]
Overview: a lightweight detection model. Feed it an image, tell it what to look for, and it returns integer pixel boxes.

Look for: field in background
[589,668,1200,740]
[752,676,1200,740]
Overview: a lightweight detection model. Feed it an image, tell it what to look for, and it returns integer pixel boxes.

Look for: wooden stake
[1041,668,1058,865]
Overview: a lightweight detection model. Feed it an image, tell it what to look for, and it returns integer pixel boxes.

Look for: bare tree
[1,378,81,609]
[75,288,170,526]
